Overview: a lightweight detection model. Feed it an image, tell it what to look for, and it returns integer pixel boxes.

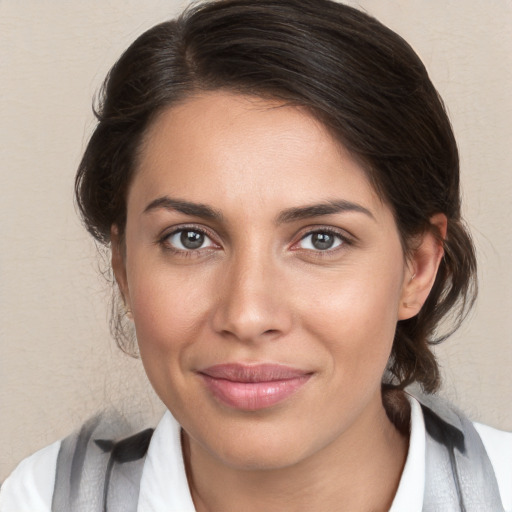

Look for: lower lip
[200,374,311,411]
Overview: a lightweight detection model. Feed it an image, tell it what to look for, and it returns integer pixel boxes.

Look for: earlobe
[398,214,447,320]
[111,225,131,312]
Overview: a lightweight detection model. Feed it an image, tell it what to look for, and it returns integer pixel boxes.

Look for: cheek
[126,257,214,381]
[298,259,404,383]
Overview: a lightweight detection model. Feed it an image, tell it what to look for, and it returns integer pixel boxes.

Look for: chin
[214,441,310,472]
[189,414,324,472]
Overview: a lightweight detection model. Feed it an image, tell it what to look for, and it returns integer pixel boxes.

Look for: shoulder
[0,411,155,512]
[412,392,512,512]
[474,421,512,511]
[0,440,60,512]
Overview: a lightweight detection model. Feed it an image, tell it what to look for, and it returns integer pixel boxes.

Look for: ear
[111,225,131,316]
[398,214,447,321]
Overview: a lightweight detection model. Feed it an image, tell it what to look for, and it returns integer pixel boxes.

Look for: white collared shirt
[1,396,511,511]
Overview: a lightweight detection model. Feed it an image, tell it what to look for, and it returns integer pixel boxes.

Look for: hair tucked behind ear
[390,219,477,393]
[75,0,477,392]
[388,220,477,393]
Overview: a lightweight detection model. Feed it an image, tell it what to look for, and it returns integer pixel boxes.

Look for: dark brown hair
[75,0,477,393]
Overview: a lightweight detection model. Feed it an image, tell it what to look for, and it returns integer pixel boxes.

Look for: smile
[198,363,312,411]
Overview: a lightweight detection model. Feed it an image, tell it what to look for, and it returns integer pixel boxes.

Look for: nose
[211,250,292,343]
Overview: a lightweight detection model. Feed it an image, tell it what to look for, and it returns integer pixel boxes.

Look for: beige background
[1,0,511,480]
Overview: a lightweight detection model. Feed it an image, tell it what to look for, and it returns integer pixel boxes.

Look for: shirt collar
[137,410,196,511]
[388,395,426,512]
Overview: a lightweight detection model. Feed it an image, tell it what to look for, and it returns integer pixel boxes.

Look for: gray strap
[421,401,505,512]
[97,428,154,512]
[52,415,106,512]
[52,413,153,512]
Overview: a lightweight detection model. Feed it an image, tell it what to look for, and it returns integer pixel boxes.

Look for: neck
[183,394,409,512]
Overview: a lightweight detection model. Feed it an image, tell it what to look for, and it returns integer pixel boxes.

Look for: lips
[198,363,311,411]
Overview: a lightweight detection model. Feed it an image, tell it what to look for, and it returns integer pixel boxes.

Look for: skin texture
[112,91,446,511]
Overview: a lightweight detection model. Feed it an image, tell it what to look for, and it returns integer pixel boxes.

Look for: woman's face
[116,91,420,470]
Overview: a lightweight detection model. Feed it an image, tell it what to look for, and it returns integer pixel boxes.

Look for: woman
[1,0,511,510]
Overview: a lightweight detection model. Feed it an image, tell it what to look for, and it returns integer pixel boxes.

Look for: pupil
[181,230,204,249]
[312,232,334,250]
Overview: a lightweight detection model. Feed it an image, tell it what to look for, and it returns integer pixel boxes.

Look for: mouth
[198,363,312,411]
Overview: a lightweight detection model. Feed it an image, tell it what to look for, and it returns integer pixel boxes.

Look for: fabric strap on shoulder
[52,413,154,512]
[418,393,505,512]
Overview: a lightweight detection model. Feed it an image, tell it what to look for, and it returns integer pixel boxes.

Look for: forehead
[130,91,386,220]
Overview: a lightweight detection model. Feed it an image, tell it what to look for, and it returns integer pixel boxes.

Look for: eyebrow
[276,200,374,224]
[143,196,223,220]
[143,196,373,224]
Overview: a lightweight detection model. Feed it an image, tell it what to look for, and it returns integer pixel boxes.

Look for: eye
[165,228,216,251]
[297,231,344,251]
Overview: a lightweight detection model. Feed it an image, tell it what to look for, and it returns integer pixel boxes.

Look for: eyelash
[157,225,219,257]
[157,225,353,257]
[292,227,352,256]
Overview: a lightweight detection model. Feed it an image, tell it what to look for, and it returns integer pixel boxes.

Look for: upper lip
[199,363,311,382]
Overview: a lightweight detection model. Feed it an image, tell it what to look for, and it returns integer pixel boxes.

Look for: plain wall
[1,0,511,480]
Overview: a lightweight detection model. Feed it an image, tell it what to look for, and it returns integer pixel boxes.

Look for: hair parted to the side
[75,0,477,394]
